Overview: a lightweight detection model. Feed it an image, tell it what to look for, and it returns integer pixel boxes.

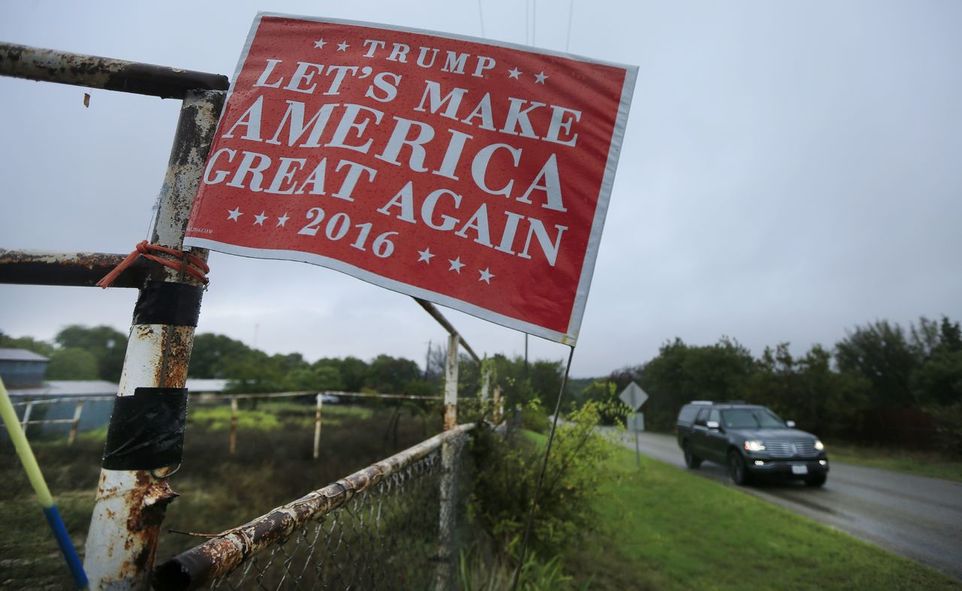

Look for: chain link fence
[154,425,473,591]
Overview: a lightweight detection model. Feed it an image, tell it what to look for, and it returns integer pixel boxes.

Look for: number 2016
[297,207,397,258]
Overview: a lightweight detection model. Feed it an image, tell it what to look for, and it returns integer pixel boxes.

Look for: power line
[477,0,485,37]
[525,0,531,45]
[532,0,537,46]
[565,0,575,51]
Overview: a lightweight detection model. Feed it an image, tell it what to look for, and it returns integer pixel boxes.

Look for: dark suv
[676,401,829,486]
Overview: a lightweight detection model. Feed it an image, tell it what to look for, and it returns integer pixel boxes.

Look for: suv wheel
[683,442,702,469]
[805,474,827,487]
[728,450,750,486]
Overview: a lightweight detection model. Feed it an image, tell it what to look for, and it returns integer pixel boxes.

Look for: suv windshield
[721,408,785,429]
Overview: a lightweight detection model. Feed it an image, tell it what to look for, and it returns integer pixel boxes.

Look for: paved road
[606,428,962,582]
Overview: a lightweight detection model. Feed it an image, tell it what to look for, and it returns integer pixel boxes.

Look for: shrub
[469,401,611,558]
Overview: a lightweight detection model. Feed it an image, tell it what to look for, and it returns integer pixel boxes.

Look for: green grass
[567,441,961,590]
[188,400,376,431]
[825,442,962,483]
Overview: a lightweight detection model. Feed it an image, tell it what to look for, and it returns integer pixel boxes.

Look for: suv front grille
[765,440,817,458]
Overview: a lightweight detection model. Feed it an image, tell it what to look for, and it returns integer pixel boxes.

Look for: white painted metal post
[435,333,460,591]
[67,400,84,445]
[480,360,491,412]
[228,397,239,456]
[20,401,33,436]
[313,394,323,460]
[442,334,459,431]
[493,385,503,424]
[83,89,223,591]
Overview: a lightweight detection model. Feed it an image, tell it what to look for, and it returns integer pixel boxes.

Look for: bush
[469,401,611,558]
[521,399,550,433]
[930,402,962,457]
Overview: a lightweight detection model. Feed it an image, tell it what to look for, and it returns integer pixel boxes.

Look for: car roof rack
[690,400,713,405]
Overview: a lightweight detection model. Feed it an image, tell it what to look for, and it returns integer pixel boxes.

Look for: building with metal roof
[0,347,50,388]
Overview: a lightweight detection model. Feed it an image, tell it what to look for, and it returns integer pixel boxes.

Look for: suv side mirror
[706,420,720,430]
[786,420,796,428]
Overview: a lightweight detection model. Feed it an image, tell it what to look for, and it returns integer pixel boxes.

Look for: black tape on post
[102,388,188,470]
[133,281,203,327]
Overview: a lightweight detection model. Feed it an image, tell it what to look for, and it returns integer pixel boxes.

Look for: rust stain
[135,324,155,339]
[159,326,194,387]
[105,472,181,582]
[443,404,458,431]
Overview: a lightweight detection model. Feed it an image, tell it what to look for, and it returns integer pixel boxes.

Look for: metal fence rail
[154,423,474,590]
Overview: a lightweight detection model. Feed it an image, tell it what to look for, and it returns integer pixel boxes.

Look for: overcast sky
[1,1,960,377]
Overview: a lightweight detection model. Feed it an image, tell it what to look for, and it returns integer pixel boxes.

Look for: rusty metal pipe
[82,89,224,591]
[0,43,228,99]
[442,334,459,432]
[152,423,475,590]
[0,249,150,288]
[435,334,461,590]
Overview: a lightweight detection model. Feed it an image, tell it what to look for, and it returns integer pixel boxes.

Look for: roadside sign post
[618,382,648,468]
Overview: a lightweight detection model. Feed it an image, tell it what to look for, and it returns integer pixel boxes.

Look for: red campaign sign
[184,13,636,345]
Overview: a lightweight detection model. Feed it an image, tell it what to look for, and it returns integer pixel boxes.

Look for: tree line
[0,325,562,406]
[7,316,958,452]
[574,316,962,454]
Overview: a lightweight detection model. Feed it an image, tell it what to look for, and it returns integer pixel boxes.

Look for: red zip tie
[97,240,210,288]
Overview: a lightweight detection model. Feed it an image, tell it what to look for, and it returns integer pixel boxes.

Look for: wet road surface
[606,428,962,581]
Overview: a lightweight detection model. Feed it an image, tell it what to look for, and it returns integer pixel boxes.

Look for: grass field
[3,406,960,590]
[566,439,962,590]
[825,442,962,483]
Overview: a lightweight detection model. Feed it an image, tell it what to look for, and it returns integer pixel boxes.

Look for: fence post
[228,397,239,456]
[67,401,84,445]
[443,334,459,431]
[435,333,460,591]
[479,359,491,412]
[20,401,33,437]
[82,89,223,591]
[313,393,323,460]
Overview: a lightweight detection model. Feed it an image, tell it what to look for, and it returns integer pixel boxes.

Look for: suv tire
[728,450,750,486]
[683,442,703,469]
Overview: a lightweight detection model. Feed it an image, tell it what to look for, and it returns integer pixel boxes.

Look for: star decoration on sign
[479,268,495,284]
[448,257,465,273]
[534,71,548,84]
[276,213,290,227]
[337,41,349,52]
[313,39,327,49]
[227,207,242,221]
[253,212,268,226]
[417,248,435,263]
[507,67,522,80]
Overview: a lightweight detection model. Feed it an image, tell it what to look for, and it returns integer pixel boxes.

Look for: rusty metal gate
[0,42,494,591]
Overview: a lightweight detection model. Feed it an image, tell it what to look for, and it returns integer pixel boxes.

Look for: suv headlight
[814,439,824,451]
[744,440,766,452]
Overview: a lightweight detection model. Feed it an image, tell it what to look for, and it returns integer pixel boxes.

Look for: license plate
[791,464,808,475]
